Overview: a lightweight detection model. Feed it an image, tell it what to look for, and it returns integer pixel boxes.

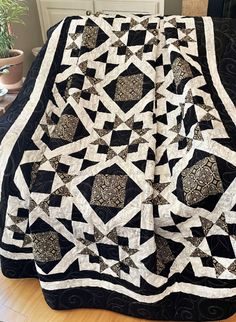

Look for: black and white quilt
[0,15,236,321]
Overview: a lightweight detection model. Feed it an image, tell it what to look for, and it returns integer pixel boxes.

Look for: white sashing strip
[203,17,236,126]
[40,278,236,303]
[0,20,65,197]
[0,248,34,260]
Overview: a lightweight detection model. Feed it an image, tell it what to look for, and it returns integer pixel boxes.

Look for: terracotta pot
[0,49,24,90]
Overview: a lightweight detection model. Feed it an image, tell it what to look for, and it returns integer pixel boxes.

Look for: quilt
[0,15,236,321]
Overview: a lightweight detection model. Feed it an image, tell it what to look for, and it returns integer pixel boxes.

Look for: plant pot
[0,49,24,91]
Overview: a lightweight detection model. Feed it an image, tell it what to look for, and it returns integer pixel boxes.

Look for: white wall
[13,0,43,75]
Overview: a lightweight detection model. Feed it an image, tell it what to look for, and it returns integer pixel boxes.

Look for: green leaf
[0,0,28,57]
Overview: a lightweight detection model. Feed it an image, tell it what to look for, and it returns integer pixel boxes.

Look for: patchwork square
[181,155,224,206]
[82,26,99,48]
[172,57,193,86]
[31,171,55,194]
[110,130,132,146]
[90,174,128,208]
[32,231,62,262]
[52,114,79,142]
[206,235,235,259]
[17,208,29,218]
[97,243,119,260]
[57,163,70,173]
[49,194,62,207]
[114,74,144,101]
[127,30,147,46]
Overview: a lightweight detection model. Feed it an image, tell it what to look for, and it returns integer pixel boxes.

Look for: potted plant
[0,0,28,90]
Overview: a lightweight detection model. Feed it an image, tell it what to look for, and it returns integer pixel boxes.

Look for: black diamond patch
[97,244,119,260]
[206,236,235,259]
[110,130,132,146]
[127,30,147,46]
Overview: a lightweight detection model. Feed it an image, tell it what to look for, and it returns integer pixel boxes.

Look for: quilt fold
[0,15,236,321]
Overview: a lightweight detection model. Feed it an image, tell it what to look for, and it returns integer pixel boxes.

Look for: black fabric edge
[1,255,37,278]
[42,286,236,321]
[194,17,236,138]
[212,17,236,107]
[1,255,235,321]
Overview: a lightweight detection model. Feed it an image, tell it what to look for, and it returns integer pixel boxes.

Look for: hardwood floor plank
[2,277,39,313]
[0,304,27,322]
[61,309,147,322]
[21,286,67,322]
[0,274,32,307]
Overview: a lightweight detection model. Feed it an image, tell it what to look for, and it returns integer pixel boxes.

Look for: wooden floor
[0,273,235,322]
